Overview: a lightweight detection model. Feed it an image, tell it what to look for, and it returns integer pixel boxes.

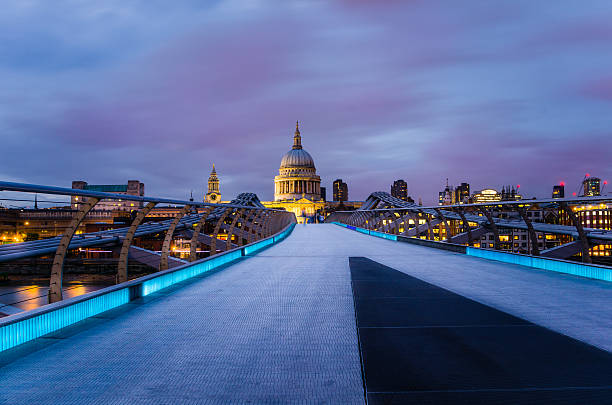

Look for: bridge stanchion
[248,209,264,244]
[226,208,246,251]
[270,212,284,234]
[189,206,215,262]
[117,201,157,283]
[360,212,367,229]
[239,209,257,246]
[159,205,192,271]
[479,207,501,250]
[263,211,273,236]
[410,212,421,237]
[455,209,474,246]
[418,210,435,240]
[396,211,412,235]
[380,211,395,233]
[350,211,361,227]
[434,208,452,242]
[367,211,375,231]
[253,210,268,239]
[384,211,397,234]
[517,206,540,256]
[353,212,363,228]
[210,207,232,256]
[560,202,592,263]
[49,197,101,303]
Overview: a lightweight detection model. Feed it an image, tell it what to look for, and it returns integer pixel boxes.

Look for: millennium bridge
[1,181,611,404]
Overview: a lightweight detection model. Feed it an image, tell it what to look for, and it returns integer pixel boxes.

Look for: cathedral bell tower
[205,164,221,203]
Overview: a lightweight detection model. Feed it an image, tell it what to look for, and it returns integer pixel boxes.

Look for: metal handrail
[0,181,285,211]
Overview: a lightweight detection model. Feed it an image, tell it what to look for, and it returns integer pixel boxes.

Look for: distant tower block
[205,164,221,203]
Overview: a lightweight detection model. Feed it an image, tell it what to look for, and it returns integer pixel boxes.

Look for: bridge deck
[1,224,611,404]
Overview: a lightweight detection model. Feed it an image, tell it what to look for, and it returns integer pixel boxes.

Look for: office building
[553,184,565,199]
[583,176,601,196]
[391,180,408,201]
[71,180,144,211]
[333,179,348,202]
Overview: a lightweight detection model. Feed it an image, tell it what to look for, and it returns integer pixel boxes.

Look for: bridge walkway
[0,224,611,404]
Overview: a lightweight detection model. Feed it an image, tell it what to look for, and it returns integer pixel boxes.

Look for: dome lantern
[293,120,302,150]
[274,122,321,202]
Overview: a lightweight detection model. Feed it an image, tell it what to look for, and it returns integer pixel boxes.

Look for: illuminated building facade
[583,177,601,196]
[439,181,469,205]
[264,122,324,223]
[333,179,348,202]
[471,189,501,203]
[391,180,408,201]
[552,184,565,199]
[205,164,221,203]
[273,122,321,202]
[71,180,144,211]
[559,203,611,260]
[455,183,470,204]
[439,182,452,205]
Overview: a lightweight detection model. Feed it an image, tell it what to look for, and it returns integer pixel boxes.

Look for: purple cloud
[1,0,611,205]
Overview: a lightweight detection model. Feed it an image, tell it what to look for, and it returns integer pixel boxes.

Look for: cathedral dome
[280,148,315,169]
[279,121,315,169]
[274,121,321,202]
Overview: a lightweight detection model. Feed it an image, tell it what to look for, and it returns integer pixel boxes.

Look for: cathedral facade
[273,122,321,201]
[264,122,324,223]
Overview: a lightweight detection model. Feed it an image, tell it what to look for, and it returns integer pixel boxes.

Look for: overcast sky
[2,0,611,204]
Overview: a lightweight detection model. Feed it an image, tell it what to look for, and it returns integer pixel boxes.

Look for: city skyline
[1,1,612,203]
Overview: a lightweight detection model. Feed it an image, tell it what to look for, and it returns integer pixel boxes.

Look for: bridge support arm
[49,197,101,303]
[455,209,474,246]
[434,209,452,242]
[226,209,246,250]
[517,207,540,256]
[410,212,421,236]
[189,207,214,262]
[210,208,232,256]
[419,211,434,240]
[160,205,192,270]
[478,207,500,250]
[249,210,265,244]
[560,203,592,263]
[239,209,258,246]
[117,202,157,283]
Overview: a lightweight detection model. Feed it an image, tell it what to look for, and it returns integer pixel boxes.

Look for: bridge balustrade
[326,192,612,263]
[0,181,296,310]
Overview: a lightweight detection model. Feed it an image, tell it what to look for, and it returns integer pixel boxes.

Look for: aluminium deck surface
[0,224,611,404]
[350,257,612,404]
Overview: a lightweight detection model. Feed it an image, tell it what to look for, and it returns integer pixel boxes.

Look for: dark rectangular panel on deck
[349,257,612,404]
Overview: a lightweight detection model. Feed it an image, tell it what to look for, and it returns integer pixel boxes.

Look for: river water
[0,283,109,316]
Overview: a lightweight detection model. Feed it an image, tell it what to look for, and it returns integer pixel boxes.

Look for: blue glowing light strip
[0,223,295,353]
[466,247,612,282]
[333,222,611,282]
[0,289,129,352]
[332,222,397,241]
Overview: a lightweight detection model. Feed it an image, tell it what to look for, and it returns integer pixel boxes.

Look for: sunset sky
[2,0,611,204]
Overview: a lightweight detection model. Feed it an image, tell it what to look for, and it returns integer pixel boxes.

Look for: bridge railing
[0,181,296,307]
[326,194,612,265]
[0,221,295,353]
[331,221,612,283]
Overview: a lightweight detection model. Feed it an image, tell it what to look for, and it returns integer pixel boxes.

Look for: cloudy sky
[1,0,611,204]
